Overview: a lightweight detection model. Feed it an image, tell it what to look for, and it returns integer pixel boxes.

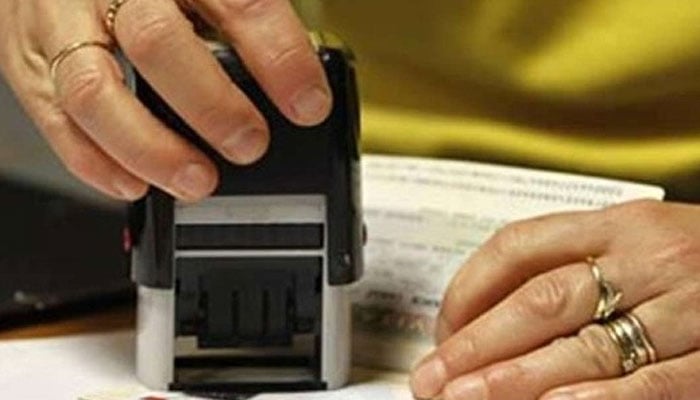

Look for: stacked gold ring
[603,313,658,374]
[586,257,657,374]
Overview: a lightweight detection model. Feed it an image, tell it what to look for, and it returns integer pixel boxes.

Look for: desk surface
[0,307,134,340]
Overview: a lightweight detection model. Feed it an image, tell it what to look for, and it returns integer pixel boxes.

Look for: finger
[542,351,700,400]
[439,288,700,400]
[413,254,679,398]
[1,12,148,200]
[412,263,596,399]
[43,5,218,201]
[438,210,611,343]
[108,0,269,165]
[34,103,148,201]
[191,0,332,126]
[440,325,622,400]
[54,49,219,200]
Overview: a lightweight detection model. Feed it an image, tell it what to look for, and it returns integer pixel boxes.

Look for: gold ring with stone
[49,41,114,81]
[602,313,658,374]
[588,256,623,321]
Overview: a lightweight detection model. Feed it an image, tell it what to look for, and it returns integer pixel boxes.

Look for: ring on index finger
[49,40,114,81]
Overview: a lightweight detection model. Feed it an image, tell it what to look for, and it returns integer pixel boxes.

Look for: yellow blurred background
[296,0,700,200]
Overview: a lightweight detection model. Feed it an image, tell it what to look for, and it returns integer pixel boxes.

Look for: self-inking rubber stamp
[125,33,363,395]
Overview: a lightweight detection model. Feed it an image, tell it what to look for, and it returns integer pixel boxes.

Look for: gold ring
[106,0,135,34]
[588,256,623,321]
[626,313,658,364]
[602,313,658,374]
[49,41,114,81]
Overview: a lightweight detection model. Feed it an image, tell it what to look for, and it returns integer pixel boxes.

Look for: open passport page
[76,154,664,400]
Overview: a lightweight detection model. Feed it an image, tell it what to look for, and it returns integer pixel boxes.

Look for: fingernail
[444,376,487,400]
[410,358,448,399]
[291,85,331,125]
[222,127,267,164]
[113,178,145,200]
[172,163,214,199]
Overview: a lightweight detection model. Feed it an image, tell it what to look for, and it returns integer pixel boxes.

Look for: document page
[86,380,411,400]
[352,155,665,370]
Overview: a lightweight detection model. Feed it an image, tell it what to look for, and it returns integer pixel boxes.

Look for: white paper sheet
[0,331,143,400]
[85,382,411,400]
[353,155,665,370]
[0,331,410,400]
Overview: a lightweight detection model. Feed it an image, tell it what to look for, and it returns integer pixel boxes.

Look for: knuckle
[192,101,235,141]
[636,369,677,400]
[439,333,480,376]
[37,112,70,137]
[606,199,667,224]
[488,220,532,261]
[514,273,571,320]
[655,232,700,272]
[261,40,309,71]
[121,12,181,59]
[575,326,622,376]
[482,363,527,393]
[59,66,110,113]
[219,0,276,18]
